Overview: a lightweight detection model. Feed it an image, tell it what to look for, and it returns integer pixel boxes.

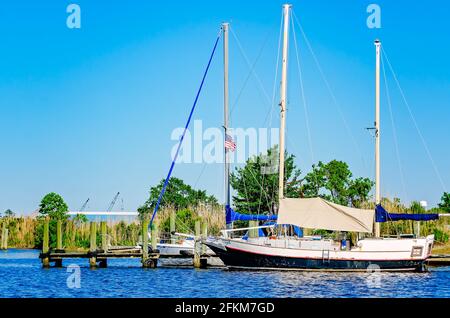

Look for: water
[0,249,449,298]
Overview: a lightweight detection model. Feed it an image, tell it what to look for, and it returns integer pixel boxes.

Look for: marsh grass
[1,200,448,250]
[0,204,225,249]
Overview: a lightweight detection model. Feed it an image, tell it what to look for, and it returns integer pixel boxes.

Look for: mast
[374,39,381,237]
[278,4,291,203]
[223,22,231,229]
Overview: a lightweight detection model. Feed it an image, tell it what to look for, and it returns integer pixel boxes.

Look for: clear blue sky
[1,0,449,214]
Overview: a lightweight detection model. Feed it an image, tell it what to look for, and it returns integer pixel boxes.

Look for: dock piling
[89,222,97,268]
[101,221,108,252]
[56,220,63,251]
[54,220,63,267]
[194,220,206,268]
[141,219,150,267]
[42,218,50,267]
[170,210,176,244]
[1,223,8,250]
[151,223,158,251]
[201,222,208,255]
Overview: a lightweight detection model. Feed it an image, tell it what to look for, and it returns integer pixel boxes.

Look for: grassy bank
[0,205,225,250]
[1,202,449,253]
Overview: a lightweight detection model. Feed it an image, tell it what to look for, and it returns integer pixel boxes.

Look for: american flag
[225,134,236,152]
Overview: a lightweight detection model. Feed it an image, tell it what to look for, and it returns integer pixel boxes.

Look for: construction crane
[107,192,120,212]
[79,198,90,212]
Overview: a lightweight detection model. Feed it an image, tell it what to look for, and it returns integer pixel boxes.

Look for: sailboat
[204,4,441,272]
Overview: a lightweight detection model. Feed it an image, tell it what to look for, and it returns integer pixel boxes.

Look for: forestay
[278,198,374,233]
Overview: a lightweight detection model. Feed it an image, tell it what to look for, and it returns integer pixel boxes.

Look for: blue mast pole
[148,30,222,230]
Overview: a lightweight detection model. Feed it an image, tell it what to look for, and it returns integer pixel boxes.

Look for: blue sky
[0,0,449,214]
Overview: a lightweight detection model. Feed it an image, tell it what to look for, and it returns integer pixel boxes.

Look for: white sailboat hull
[205,235,435,272]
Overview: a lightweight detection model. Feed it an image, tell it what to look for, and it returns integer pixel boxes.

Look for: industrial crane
[79,198,90,212]
[107,192,120,212]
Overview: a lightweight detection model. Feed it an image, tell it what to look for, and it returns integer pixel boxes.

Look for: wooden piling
[201,222,208,255]
[56,220,63,251]
[193,220,201,268]
[89,222,97,268]
[54,220,63,267]
[1,224,8,250]
[151,223,158,251]
[4,229,8,250]
[141,219,149,267]
[101,221,108,252]
[170,210,176,244]
[1,222,5,250]
[42,218,50,268]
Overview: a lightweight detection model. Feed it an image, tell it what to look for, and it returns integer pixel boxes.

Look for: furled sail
[375,205,440,223]
[277,198,374,233]
[225,205,277,224]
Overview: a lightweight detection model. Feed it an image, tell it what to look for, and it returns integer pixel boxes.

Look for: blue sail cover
[375,204,439,223]
[226,205,278,224]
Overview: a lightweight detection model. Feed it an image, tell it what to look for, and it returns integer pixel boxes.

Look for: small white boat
[156,238,195,256]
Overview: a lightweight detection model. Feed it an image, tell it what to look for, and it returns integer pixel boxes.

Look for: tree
[138,178,219,218]
[438,192,450,212]
[3,209,15,218]
[301,160,374,207]
[72,213,88,226]
[347,178,374,208]
[230,146,301,214]
[38,193,69,221]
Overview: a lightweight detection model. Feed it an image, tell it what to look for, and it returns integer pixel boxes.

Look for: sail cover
[278,198,374,233]
[226,205,277,224]
[375,205,440,222]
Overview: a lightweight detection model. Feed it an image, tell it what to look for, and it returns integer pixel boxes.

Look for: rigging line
[381,52,409,203]
[292,11,367,171]
[382,47,447,193]
[246,160,274,213]
[229,27,273,124]
[193,162,208,190]
[230,28,273,108]
[257,8,284,215]
[226,29,273,214]
[264,9,285,210]
[291,13,315,168]
[264,7,285,129]
[149,30,222,229]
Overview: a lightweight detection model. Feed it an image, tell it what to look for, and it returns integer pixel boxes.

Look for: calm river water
[0,249,449,298]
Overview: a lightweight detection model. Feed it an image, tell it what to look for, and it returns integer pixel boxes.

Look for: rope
[257,7,284,215]
[230,28,273,108]
[290,13,315,168]
[382,47,447,193]
[149,30,222,229]
[292,11,367,172]
[380,52,409,202]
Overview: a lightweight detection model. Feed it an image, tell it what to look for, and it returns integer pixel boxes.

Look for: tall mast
[223,22,231,229]
[374,39,381,237]
[278,4,291,203]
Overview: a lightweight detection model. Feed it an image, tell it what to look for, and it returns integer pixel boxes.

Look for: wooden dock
[428,254,450,267]
[38,218,212,269]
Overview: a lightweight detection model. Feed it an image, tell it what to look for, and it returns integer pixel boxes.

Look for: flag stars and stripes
[225,134,236,152]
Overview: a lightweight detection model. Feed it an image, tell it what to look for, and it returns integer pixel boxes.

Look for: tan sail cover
[278,198,374,233]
